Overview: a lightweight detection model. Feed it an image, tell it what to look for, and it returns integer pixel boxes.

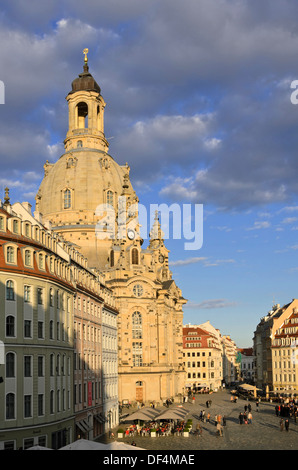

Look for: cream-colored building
[183,322,223,392]
[269,299,298,395]
[0,193,118,449]
[36,53,187,404]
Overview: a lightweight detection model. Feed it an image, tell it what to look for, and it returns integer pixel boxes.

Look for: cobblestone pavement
[98,390,298,450]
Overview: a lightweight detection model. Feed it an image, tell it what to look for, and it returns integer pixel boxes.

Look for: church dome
[36,150,135,228]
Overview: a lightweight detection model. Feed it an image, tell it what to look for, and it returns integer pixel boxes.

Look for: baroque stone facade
[36,54,187,404]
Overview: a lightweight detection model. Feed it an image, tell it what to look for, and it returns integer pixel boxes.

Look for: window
[106,190,113,206]
[24,285,31,303]
[0,216,4,230]
[50,288,54,307]
[24,250,32,266]
[38,356,44,377]
[6,393,15,419]
[6,280,15,300]
[77,101,88,128]
[132,248,139,265]
[64,189,71,209]
[24,395,32,418]
[6,246,15,263]
[25,223,30,237]
[38,321,44,339]
[24,320,32,338]
[38,394,44,416]
[132,342,143,366]
[110,249,114,267]
[132,311,142,339]
[39,253,45,269]
[13,220,19,233]
[6,353,15,378]
[24,356,32,377]
[37,288,43,305]
[6,316,15,337]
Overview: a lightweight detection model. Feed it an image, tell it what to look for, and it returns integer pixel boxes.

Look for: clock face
[133,284,143,297]
[127,229,135,240]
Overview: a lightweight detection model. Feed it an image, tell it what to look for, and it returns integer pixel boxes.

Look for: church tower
[36,51,186,403]
[36,50,137,270]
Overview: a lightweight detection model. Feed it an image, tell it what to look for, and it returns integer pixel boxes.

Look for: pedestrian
[285,419,289,432]
[216,422,223,437]
[223,415,226,426]
[248,412,252,424]
[239,412,243,424]
[256,402,259,412]
[207,412,210,423]
[196,423,202,437]
[280,419,284,432]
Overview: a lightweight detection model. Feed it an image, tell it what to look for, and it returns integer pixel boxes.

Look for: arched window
[6,393,15,419]
[6,352,15,378]
[132,311,142,339]
[77,140,83,148]
[24,249,31,266]
[64,189,71,209]
[106,190,113,206]
[6,316,15,337]
[6,280,15,301]
[0,216,4,231]
[110,249,114,267]
[131,248,139,265]
[77,102,88,129]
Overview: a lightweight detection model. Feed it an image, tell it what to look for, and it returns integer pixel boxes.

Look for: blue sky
[1,0,298,347]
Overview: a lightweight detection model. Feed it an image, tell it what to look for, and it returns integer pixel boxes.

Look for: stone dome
[36,149,136,228]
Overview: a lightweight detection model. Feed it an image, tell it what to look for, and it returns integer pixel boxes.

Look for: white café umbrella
[59,439,108,450]
[106,441,145,451]
[26,445,53,450]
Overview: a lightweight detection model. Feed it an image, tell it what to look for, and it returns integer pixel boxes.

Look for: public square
[99,389,298,450]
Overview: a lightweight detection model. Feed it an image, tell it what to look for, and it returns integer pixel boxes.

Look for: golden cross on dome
[83,48,89,63]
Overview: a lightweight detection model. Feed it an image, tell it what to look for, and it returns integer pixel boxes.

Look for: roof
[70,64,101,94]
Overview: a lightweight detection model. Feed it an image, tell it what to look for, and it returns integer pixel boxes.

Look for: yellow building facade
[36,53,186,404]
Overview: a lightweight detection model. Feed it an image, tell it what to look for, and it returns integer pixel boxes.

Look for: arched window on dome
[64,189,71,209]
[131,248,139,265]
[106,190,114,207]
[110,249,114,267]
[97,105,100,130]
[76,102,88,129]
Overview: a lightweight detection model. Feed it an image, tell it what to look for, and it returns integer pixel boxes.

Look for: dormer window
[0,216,5,231]
[12,220,19,234]
[6,246,15,264]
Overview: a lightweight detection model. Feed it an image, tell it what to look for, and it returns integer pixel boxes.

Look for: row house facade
[253,299,298,394]
[0,194,118,450]
[182,322,224,392]
[238,348,255,382]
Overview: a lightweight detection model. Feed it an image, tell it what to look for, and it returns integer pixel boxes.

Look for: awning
[155,406,189,421]
[76,419,93,433]
[94,413,106,424]
[122,407,161,422]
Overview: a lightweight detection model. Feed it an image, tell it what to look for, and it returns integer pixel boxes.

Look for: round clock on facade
[133,284,143,297]
[127,228,135,240]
